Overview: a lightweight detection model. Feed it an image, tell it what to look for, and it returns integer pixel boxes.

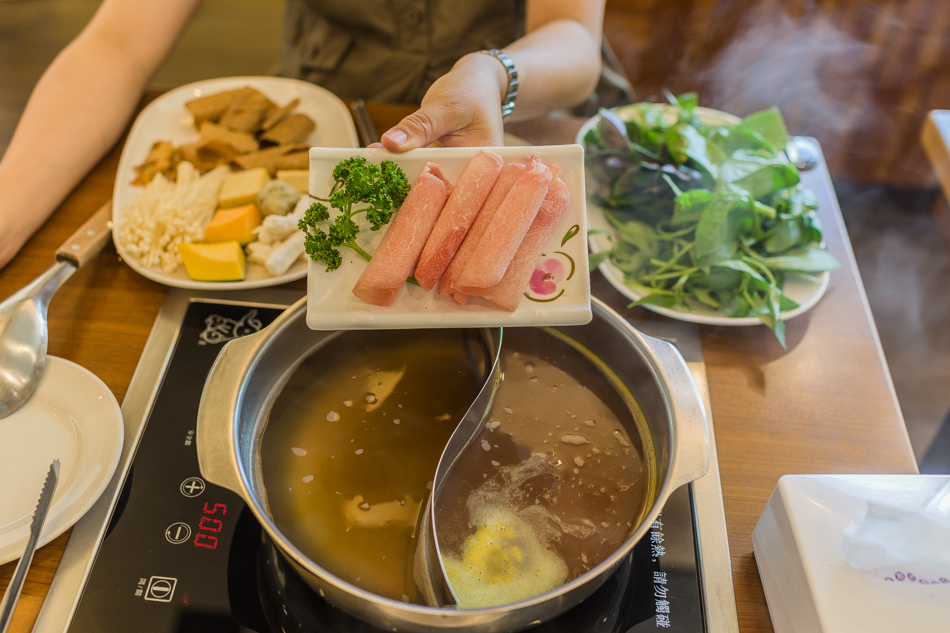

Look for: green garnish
[299,156,410,271]
[582,92,839,348]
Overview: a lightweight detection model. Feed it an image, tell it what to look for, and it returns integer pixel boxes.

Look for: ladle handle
[640,333,710,491]
[55,200,112,268]
[195,329,264,496]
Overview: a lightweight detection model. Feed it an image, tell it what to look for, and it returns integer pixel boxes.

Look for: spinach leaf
[583,96,839,347]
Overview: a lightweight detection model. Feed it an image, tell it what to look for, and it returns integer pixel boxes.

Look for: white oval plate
[0,357,123,564]
[305,145,592,330]
[576,104,830,326]
[113,75,359,290]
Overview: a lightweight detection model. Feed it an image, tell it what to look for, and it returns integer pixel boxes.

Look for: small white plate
[113,75,359,290]
[577,105,830,326]
[306,146,591,329]
[0,357,123,564]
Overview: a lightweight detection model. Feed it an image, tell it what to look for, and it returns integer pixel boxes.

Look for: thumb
[381,103,460,152]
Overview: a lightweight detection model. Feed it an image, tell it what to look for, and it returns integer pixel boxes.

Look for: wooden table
[0,101,918,633]
[920,110,950,244]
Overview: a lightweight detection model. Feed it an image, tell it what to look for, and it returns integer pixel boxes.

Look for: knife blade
[0,460,60,633]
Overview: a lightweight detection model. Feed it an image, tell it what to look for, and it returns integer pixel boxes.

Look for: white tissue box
[752,475,950,633]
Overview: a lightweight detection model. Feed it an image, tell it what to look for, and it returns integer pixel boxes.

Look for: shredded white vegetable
[254,212,301,245]
[264,231,305,276]
[245,241,274,265]
[116,162,231,273]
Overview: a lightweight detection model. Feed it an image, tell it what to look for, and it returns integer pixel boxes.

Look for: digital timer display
[193,502,227,549]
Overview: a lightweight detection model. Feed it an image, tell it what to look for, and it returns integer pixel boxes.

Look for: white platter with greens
[577,94,837,346]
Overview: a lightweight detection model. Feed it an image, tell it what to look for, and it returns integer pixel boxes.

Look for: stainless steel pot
[196,296,709,633]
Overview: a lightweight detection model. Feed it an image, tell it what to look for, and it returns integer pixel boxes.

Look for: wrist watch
[479,49,519,121]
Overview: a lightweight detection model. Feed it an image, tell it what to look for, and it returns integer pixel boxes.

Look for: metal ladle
[0,201,112,419]
[414,327,504,607]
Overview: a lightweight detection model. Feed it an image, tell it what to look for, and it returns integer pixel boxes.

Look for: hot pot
[196,296,709,633]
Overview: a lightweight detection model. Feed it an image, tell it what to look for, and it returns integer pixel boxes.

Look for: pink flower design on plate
[529,258,567,296]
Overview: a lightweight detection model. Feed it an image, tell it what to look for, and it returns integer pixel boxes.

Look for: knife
[0,460,60,633]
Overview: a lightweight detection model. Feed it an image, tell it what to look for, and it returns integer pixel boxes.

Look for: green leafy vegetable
[583,93,839,347]
[299,156,410,271]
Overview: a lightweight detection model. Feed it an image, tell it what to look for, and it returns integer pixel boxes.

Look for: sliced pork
[414,149,504,289]
[439,161,526,305]
[455,155,552,297]
[352,162,450,306]
[485,167,570,311]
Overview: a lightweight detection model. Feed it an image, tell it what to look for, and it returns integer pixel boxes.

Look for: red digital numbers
[194,533,217,549]
[193,502,228,549]
[203,502,228,515]
[199,516,223,531]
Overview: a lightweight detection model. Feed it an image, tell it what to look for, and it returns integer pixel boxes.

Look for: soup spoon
[0,202,112,419]
[414,327,504,607]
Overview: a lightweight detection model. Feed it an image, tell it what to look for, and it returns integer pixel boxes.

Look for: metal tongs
[350,99,380,147]
[0,460,60,633]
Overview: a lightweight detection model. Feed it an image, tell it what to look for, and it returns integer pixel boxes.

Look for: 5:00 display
[193,502,227,549]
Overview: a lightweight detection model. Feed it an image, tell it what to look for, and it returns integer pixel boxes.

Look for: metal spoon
[786,136,821,171]
[0,201,112,419]
[414,327,503,607]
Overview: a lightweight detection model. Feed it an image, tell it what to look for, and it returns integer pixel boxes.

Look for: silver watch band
[479,49,519,121]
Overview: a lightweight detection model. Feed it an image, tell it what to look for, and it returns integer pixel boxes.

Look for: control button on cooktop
[164,522,191,544]
[180,477,205,497]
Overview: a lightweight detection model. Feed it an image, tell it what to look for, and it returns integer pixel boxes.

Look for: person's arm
[0,0,201,268]
[380,0,605,152]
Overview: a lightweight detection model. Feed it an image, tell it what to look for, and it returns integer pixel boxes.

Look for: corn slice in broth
[434,327,653,609]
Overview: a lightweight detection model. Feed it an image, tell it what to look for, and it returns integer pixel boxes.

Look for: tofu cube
[218,167,270,208]
[276,169,310,194]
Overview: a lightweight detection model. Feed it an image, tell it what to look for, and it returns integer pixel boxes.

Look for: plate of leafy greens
[578,93,838,346]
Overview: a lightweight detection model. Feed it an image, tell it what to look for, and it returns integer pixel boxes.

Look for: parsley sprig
[299,157,410,271]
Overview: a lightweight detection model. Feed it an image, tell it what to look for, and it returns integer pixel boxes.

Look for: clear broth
[260,328,488,604]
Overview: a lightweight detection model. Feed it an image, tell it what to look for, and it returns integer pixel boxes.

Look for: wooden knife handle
[55,200,113,268]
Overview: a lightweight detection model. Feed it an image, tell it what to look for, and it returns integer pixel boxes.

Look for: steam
[697,5,888,147]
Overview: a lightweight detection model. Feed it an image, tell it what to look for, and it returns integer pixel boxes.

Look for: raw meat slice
[352,162,450,306]
[414,150,504,289]
[438,162,526,303]
[485,167,570,311]
[455,155,552,296]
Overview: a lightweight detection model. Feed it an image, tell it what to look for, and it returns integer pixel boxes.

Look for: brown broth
[434,327,653,608]
[260,329,488,604]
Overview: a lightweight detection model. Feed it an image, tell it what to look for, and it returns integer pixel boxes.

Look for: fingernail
[384,130,408,147]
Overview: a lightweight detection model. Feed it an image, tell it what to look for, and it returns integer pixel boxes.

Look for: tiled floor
[2,0,948,472]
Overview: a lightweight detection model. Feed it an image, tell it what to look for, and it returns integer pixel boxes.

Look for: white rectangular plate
[306,145,591,330]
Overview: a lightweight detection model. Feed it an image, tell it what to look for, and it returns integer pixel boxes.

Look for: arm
[0,0,202,268]
[380,0,605,152]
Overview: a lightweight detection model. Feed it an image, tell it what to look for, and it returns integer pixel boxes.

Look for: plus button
[180,477,206,498]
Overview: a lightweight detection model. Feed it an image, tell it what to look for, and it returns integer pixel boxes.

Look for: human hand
[380,52,507,152]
